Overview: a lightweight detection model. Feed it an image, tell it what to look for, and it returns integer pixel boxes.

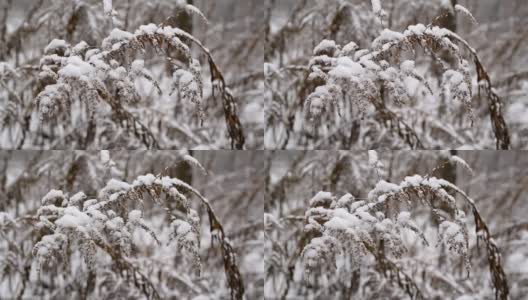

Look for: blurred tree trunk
[167,150,193,220]
[435,150,457,268]
[434,150,458,214]
[167,150,194,268]
[0,153,8,211]
[264,0,274,62]
[167,1,193,70]
[435,0,457,115]
[437,0,458,32]
[175,0,194,36]
[167,1,194,118]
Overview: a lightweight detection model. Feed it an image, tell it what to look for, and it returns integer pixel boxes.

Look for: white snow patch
[138,23,158,35]
[373,29,404,48]
[330,57,364,78]
[325,208,360,230]
[100,150,110,164]
[106,179,131,191]
[42,189,65,204]
[402,174,423,188]
[70,192,87,205]
[400,60,415,74]
[56,207,91,228]
[128,210,142,222]
[313,39,336,55]
[131,60,144,75]
[109,28,133,40]
[103,0,112,15]
[368,150,378,165]
[397,211,411,224]
[341,42,358,54]
[368,180,400,200]
[44,39,68,54]
[309,191,333,207]
[406,24,426,36]
[134,174,157,186]
[59,56,95,79]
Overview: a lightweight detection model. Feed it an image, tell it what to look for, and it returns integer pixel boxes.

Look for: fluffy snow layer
[400,60,415,73]
[42,189,65,204]
[330,57,364,78]
[128,210,142,222]
[134,174,157,186]
[313,39,336,55]
[44,39,68,54]
[372,29,404,48]
[325,208,360,230]
[309,191,333,207]
[106,179,131,191]
[368,180,400,200]
[138,23,158,35]
[59,56,95,79]
[102,28,134,49]
[397,211,411,224]
[56,207,91,229]
[70,192,87,204]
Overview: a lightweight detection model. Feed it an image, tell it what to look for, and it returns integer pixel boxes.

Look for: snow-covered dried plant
[0,1,249,149]
[303,3,509,149]
[34,20,244,148]
[300,154,508,299]
[0,151,264,299]
[30,153,244,299]
[264,151,526,299]
[265,0,519,149]
[302,180,467,280]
